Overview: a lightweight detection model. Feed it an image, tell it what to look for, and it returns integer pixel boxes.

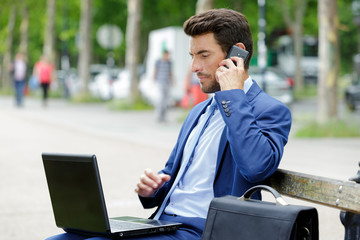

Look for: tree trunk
[43,0,56,61]
[293,0,306,91]
[196,0,213,13]
[280,0,307,91]
[126,0,142,103]
[19,3,29,60]
[1,5,16,90]
[78,0,92,94]
[317,0,339,124]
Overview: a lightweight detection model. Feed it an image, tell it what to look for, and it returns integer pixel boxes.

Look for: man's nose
[191,58,202,73]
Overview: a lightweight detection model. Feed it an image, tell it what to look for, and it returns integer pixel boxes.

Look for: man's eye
[202,54,209,58]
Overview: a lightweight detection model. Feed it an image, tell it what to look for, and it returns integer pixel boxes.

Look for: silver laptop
[42,153,182,239]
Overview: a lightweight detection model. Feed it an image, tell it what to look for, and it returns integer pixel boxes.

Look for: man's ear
[235,42,246,50]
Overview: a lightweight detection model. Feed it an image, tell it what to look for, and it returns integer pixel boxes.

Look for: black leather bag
[202,185,318,240]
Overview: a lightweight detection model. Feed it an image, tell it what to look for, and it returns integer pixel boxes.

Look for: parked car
[248,66,294,105]
[55,69,82,98]
[88,67,121,100]
[112,69,131,99]
[345,82,360,111]
[112,65,145,100]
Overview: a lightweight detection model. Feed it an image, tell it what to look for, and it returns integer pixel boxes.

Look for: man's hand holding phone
[216,45,249,91]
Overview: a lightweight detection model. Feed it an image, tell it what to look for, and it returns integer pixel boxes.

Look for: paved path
[0,96,359,239]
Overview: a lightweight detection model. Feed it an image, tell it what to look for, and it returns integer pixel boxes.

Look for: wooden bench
[266,168,360,239]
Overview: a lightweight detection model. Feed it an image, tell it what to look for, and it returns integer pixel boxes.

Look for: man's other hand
[135,168,171,198]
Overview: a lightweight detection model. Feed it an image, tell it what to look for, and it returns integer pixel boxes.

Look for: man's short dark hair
[183,8,253,69]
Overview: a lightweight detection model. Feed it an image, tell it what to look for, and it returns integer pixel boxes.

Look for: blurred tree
[19,0,29,61]
[140,0,197,60]
[196,0,214,13]
[92,0,127,65]
[126,0,142,103]
[78,0,92,94]
[25,0,47,67]
[0,0,357,100]
[59,0,70,72]
[338,0,360,73]
[43,0,56,61]
[279,0,308,92]
[0,4,16,90]
[317,0,340,123]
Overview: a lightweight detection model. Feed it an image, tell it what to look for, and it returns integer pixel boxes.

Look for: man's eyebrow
[189,50,210,56]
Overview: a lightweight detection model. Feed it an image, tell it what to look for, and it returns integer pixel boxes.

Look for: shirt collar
[243,76,253,94]
[209,76,253,100]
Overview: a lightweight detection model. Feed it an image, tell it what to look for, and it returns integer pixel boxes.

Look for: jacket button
[225,112,231,117]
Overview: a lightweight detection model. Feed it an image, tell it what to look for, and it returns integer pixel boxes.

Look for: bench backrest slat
[266,169,360,214]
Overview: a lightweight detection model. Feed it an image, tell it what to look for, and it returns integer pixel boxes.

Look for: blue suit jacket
[140,80,292,219]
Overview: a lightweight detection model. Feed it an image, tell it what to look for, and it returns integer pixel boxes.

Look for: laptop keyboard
[109,219,152,230]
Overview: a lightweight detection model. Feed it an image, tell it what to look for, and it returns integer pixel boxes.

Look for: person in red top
[34,55,55,107]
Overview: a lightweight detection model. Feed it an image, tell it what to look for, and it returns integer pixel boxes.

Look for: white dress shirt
[164,77,253,218]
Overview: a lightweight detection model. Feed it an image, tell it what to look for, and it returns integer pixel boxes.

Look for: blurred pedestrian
[181,66,208,109]
[33,55,55,107]
[154,50,173,123]
[11,52,27,107]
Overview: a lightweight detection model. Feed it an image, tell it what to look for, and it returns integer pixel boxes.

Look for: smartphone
[226,45,249,66]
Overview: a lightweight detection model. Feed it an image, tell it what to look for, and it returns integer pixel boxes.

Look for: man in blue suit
[135,8,291,240]
[46,8,291,240]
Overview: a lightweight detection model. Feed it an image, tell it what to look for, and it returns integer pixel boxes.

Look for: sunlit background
[0,0,360,239]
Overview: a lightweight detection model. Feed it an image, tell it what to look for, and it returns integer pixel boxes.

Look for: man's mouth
[197,73,211,80]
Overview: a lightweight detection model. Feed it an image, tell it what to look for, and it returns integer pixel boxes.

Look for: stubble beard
[198,73,221,93]
[200,78,221,94]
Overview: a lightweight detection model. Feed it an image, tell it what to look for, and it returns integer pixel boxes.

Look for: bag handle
[239,185,289,206]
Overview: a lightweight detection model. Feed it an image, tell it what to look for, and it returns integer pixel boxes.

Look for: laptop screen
[42,153,110,233]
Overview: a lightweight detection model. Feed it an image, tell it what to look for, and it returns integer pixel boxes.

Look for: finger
[223,58,238,69]
[218,65,229,71]
[144,168,162,184]
[140,173,159,189]
[159,174,171,184]
[215,70,224,83]
[136,182,153,194]
[233,57,244,69]
[135,183,155,197]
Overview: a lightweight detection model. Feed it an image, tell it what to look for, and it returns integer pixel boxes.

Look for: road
[0,96,359,239]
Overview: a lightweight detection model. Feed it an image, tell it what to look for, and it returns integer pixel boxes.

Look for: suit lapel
[182,99,212,145]
[215,81,262,175]
[173,99,212,171]
[215,128,228,175]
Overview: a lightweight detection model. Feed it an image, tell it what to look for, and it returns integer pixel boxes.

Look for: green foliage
[0,0,359,79]
[48,88,64,99]
[70,93,105,103]
[0,88,14,96]
[27,0,47,66]
[338,0,359,72]
[294,85,318,100]
[295,119,360,138]
[108,98,153,111]
[92,0,127,65]
[301,0,319,36]
[140,0,197,60]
